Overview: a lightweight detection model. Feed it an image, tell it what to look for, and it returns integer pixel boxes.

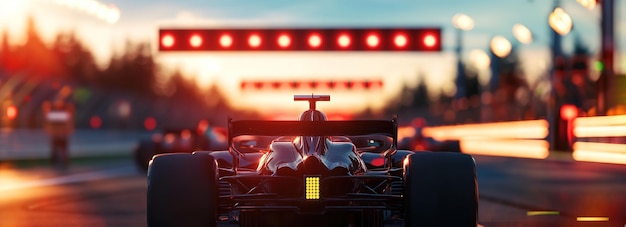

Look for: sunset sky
[0,0,624,115]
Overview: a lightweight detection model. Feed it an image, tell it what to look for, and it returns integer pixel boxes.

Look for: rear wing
[228,119,398,150]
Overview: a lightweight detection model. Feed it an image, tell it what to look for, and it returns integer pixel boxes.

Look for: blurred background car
[134,122,227,171]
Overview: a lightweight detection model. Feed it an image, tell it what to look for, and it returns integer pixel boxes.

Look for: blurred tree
[21,17,64,77]
[52,31,99,85]
[412,76,429,109]
[99,41,155,96]
[498,45,527,100]
[464,65,481,99]
[204,83,228,110]
[0,30,8,77]
[491,45,529,120]
[0,17,244,129]
[167,71,202,102]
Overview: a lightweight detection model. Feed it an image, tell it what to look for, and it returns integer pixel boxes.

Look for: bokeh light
[549,7,572,36]
[452,13,475,31]
[337,34,351,48]
[576,0,596,9]
[46,0,121,24]
[277,34,291,48]
[512,24,533,44]
[490,35,512,58]
[90,115,102,129]
[189,34,203,47]
[366,34,380,48]
[144,117,157,131]
[469,49,490,70]
[248,34,262,48]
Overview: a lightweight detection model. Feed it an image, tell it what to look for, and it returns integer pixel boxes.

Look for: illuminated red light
[279,81,292,90]
[317,81,330,90]
[352,81,366,90]
[6,105,17,120]
[189,34,203,47]
[277,34,291,48]
[308,34,322,48]
[248,34,262,48]
[90,115,102,129]
[253,82,263,89]
[394,34,408,47]
[241,81,253,90]
[561,104,578,120]
[161,34,175,48]
[219,34,233,48]
[371,157,385,167]
[369,80,383,90]
[334,81,348,90]
[423,34,437,48]
[144,117,157,131]
[298,81,313,90]
[366,34,380,48]
[261,81,273,90]
[337,34,351,48]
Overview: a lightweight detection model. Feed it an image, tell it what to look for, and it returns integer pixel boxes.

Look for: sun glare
[0,0,30,22]
[44,0,121,24]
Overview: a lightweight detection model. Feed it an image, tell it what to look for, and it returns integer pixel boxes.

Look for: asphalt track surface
[1,154,625,227]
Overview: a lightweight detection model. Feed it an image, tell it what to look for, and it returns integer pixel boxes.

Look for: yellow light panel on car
[305,176,320,200]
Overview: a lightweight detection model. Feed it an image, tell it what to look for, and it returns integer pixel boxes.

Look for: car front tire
[403,152,478,227]
[147,153,218,227]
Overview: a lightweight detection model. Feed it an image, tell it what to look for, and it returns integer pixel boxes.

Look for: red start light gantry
[240,80,384,91]
[159,28,441,51]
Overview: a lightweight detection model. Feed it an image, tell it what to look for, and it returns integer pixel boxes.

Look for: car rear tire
[403,152,477,227]
[147,153,218,227]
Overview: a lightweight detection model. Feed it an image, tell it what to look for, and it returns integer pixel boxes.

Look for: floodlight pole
[597,0,614,115]
[548,0,566,151]
[455,27,466,100]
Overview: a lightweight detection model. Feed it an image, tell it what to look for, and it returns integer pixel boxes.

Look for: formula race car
[134,126,227,171]
[147,95,478,227]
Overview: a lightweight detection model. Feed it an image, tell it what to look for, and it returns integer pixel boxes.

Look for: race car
[147,95,478,227]
[134,126,227,171]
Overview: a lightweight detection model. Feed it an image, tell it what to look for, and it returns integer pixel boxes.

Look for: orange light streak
[574,115,626,137]
[398,126,416,142]
[460,139,549,159]
[422,120,548,141]
[572,142,626,165]
[574,115,626,127]
[574,125,626,137]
